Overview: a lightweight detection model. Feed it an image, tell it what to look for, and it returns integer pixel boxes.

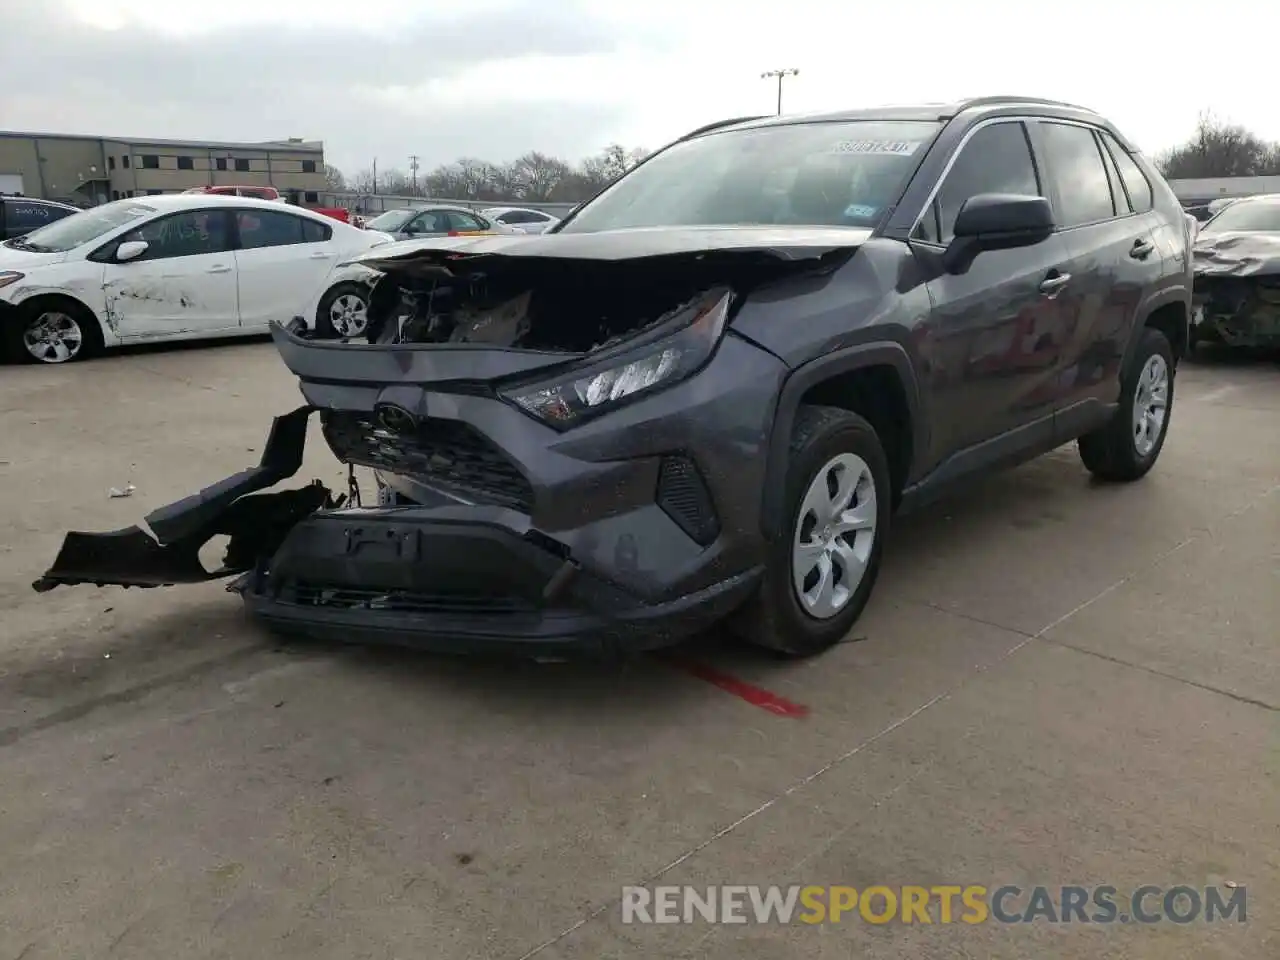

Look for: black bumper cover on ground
[33,405,758,656]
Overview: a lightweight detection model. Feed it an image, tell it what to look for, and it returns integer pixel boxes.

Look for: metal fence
[319,192,578,218]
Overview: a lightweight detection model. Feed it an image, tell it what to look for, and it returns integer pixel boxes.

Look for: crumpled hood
[1192,231,1280,277]
[0,244,71,271]
[341,225,873,272]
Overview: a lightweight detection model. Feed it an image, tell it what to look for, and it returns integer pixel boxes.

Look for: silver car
[361,205,510,241]
[479,206,561,234]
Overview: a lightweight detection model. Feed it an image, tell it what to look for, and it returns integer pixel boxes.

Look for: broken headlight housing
[501,288,732,429]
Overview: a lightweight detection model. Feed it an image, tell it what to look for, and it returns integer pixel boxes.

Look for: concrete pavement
[0,339,1276,959]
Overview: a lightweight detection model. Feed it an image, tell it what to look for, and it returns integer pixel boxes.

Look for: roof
[690,95,1105,135]
[112,193,348,222]
[0,130,323,153]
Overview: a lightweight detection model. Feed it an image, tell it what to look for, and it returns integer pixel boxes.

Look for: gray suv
[35,97,1193,659]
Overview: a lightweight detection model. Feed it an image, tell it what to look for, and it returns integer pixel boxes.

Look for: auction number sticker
[829,140,921,156]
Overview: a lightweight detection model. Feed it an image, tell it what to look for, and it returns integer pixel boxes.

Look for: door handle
[207,264,232,273]
[1039,272,1071,297]
[1130,238,1155,260]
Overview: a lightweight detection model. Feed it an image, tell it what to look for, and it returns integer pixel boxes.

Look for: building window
[215,157,227,171]
[302,160,317,173]
[234,158,250,172]
[177,156,194,170]
[108,156,116,170]
[112,190,120,200]
[304,191,319,203]
[122,155,130,168]
[141,155,159,169]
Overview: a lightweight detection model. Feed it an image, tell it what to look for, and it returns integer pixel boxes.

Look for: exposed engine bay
[355,247,845,353]
[1192,231,1280,348]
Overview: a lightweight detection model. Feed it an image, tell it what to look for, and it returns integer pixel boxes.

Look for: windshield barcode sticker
[829,140,921,156]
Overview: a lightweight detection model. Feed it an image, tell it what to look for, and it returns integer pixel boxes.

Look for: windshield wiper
[13,238,53,252]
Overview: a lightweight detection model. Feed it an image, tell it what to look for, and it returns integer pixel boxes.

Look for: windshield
[1201,199,1280,235]
[16,200,156,253]
[560,120,940,233]
[365,209,417,232]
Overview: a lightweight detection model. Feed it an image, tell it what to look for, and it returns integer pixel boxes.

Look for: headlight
[501,287,733,429]
[0,271,25,290]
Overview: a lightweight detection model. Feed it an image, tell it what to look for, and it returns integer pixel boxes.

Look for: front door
[102,209,239,338]
[912,119,1080,466]
[231,208,339,328]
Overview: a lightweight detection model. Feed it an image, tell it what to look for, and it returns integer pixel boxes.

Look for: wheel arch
[1126,292,1190,367]
[760,342,923,540]
[10,291,107,344]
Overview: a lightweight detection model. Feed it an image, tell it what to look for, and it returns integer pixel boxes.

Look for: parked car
[1189,193,1280,352]
[1,197,80,241]
[182,185,288,202]
[479,206,561,234]
[35,96,1191,660]
[0,194,395,363]
[360,205,512,241]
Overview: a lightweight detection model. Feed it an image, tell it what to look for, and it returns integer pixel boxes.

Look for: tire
[1078,327,1174,482]
[3,299,103,364]
[315,281,371,339]
[732,405,892,657]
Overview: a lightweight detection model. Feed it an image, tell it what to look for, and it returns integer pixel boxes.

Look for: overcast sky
[3,0,1278,177]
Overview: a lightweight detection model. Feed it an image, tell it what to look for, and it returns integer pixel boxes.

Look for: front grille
[286,581,536,615]
[656,454,719,546]
[322,411,534,512]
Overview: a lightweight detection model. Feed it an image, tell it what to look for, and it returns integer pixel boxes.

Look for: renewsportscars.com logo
[621,884,1247,926]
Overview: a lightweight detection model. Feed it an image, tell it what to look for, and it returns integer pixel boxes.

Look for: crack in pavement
[511,478,1280,960]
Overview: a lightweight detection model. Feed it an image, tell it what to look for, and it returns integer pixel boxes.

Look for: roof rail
[678,116,769,140]
[954,95,1095,114]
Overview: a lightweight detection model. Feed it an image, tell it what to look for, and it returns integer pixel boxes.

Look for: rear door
[102,209,239,338]
[231,208,338,328]
[1028,121,1160,427]
[912,119,1077,462]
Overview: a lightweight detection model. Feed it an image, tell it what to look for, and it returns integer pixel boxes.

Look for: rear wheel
[4,300,103,364]
[733,405,891,657]
[315,282,370,339]
[1078,327,1174,482]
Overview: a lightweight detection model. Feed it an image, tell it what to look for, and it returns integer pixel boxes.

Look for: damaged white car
[0,194,395,364]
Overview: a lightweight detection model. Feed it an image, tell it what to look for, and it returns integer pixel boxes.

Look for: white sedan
[0,194,394,364]
[478,206,561,234]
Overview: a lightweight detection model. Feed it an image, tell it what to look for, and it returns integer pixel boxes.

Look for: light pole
[761,68,799,115]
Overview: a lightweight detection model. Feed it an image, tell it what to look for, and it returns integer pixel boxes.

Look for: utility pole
[409,154,420,195]
[761,68,799,115]
[372,157,378,194]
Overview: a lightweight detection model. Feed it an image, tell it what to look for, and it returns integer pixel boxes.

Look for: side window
[121,211,230,260]
[1102,134,1154,214]
[914,122,1040,244]
[1097,139,1129,215]
[1038,122,1116,227]
[448,211,488,231]
[300,218,332,243]
[405,211,445,234]
[235,209,309,249]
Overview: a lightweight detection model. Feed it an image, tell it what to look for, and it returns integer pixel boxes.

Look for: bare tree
[1157,112,1280,179]
[323,164,347,191]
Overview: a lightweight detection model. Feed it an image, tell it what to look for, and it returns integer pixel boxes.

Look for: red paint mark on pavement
[658,654,810,718]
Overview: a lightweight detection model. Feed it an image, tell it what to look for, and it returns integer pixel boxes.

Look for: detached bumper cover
[233,506,759,655]
[32,404,760,655]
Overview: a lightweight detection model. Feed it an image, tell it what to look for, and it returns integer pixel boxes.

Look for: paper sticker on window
[829,140,921,156]
[844,204,880,219]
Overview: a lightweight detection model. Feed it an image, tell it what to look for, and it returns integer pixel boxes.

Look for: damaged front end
[1192,233,1280,349]
[34,228,861,655]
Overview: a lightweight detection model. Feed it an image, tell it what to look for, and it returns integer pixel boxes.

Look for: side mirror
[943,194,1054,274]
[115,239,149,262]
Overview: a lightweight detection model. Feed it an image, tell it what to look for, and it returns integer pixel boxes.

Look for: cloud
[0,0,672,174]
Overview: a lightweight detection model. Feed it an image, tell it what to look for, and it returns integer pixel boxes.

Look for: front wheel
[315,282,370,339]
[4,300,103,364]
[1078,327,1174,482]
[732,405,892,657]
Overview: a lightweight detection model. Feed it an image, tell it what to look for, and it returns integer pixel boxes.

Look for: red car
[182,185,351,224]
